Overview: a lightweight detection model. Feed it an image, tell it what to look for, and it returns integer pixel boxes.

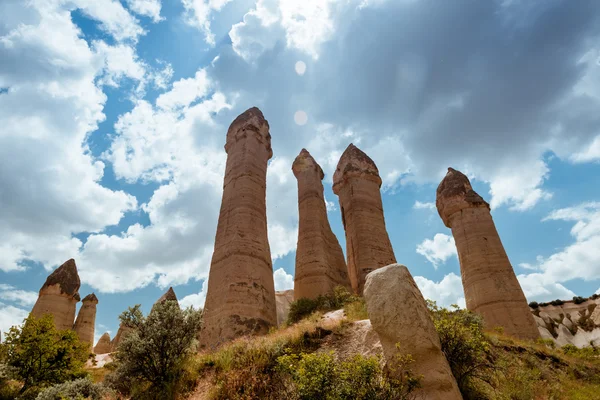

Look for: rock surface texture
[94,332,112,354]
[111,324,133,351]
[364,264,463,400]
[153,287,179,311]
[31,259,81,331]
[436,168,539,340]
[275,289,294,326]
[332,144,396,295]
[293,149,351,299]
[73,293,98,349]
[200,107,277,349]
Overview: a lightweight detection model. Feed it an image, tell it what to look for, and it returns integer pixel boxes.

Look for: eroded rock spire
[436,167,540,340]
[73,293,98,350]
[94,332,112,355]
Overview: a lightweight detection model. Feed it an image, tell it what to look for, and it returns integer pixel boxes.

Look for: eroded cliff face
[73,293,98,350]
[436,168,539,340]
[275,289,294,326]
[31,258,81,331]
[200,107,277,349]
[293,149,350,300]
[332,144,396,295]
[531,297,600,347]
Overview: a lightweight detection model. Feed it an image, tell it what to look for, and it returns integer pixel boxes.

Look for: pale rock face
[437,168,539,340]
[293,149,350,300]
[200,107,277,349]
[31,259,81,331]
[73,293,98,349]
[275,289,294,326]
[364,264,462,400]
[94,332,112,355]
[332,144,396,295]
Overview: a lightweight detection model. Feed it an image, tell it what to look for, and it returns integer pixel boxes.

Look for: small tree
[106,301,203,399]
[4,314,90,397]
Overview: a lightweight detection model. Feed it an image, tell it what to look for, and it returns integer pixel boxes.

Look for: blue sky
[1,0,600,346]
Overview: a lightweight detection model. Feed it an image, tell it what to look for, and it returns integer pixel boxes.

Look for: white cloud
[0,284,37,307]
[416,233,457,269]
[413,201,435,210]
[325,197,337,212]
[273,267,294,291]
[94,41,147,88]
[156,69,211,110]
[125,0,163,23]
[414,273,466,308]
[74,0,145,42]
[180,279,209,309]
[488,160,552,211]
[0,303,29,339]
[181,0,234,45]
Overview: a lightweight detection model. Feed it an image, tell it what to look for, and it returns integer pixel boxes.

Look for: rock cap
[436,167,489,228]
[225,107,272,158]
[40,258,81,297]
[292,148,324,179]
[82,293,98,303]
[155,287,178,305]
[332,144,381,193]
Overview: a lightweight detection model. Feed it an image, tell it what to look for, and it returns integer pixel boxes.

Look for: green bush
[550,299,565,306]
[573,296,587,305]
[426,301,494,399]
[35,378,108,400]
[528,301,539,309]
[287,286,360,325]
[561,344,600,359]
[535,338,556,349]
[105,300,203,399]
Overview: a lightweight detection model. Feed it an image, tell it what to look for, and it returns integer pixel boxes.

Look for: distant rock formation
[73,293,98,350]
[111,324,133,351]
[94,332,112,355]
[200,107,277,349]
[153,287,179,310]
[332,144,396,295]
[364,264,462,400]
[293,149,350,300]
[31,259,81,331]
[275,289,294,326]
[436,168,539,340]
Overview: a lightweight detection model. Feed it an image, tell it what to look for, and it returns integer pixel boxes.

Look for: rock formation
[73,293,98,349]
[31,259,81,331]
[332,144,396,295]
[200,107,277,349]
[111,324,133,351]
[364,264,462,400]
[153,287,179,310]
[293,149,351,299]
[436,168,539,340]
[275,289,294,326]
[94,332,112,354]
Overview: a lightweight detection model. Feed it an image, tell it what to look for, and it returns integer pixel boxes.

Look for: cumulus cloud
[416,233,457,269]
[181,0,235,45]
[0,284,37,307]
[414,273,466,308]
[273,267,294,291]
[0,303,29,339]
[180,279,209,309]
[413,201,436,210]
[125,0,163,22]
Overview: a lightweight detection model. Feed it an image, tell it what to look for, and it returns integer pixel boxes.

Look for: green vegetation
[35,377,107,400]
[2,315,91,399]
[104,300,203,399]
[287,286,361,324]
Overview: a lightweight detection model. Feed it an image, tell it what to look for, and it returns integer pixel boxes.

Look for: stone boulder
[364,264,462,400]
[31,259,81,331]
[73,293,98,350]
[94,332,112,354]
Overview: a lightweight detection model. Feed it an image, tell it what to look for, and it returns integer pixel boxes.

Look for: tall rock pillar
[293,149,351,300]
[200,107,277,349]
[73,293,98,349]
[436,168,540,340]
[332,144,396,295]
[31,258,81,331]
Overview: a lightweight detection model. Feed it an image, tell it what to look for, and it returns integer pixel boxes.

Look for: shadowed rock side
[275,289,294,326]
[332,144,396,295]
[94,332,112,354]
[364,264,463,400]
[73,293,98,350]
[436,168,539,340]
[111,324,133,351]
[153,287,179,310]
[200,107,277,349]
[31,258,81,331]
[292,149,351,300]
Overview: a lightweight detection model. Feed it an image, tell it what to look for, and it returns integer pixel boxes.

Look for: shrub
[561,344,600,359]
[528,301,539,309]
[35,378,108,400]
[105,301,203,399]
[287,286,361,325]
[343,298,369,321]
[535,338,556,349]
[573,296,587,305]
[426,301,494,399]
[550,299,565,306]
[4,314,90,398]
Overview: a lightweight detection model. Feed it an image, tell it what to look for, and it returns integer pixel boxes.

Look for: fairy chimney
[332,144,396,295]
[31,259,81,331]
[200,107,277,349]
[436,167,540,340]
[94,332,112,354]
[73,293,98,349]
[292,149,351,300]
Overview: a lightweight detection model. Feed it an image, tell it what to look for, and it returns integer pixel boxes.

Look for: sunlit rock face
[31,258,81,331]
[332,144,396,295]
[73,293,98,350]
[94,332,112,355]
[200,107,277,350]
[293,149,351,300]
[436,168,539,340]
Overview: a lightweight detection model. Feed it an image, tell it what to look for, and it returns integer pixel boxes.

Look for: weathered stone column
[293,149,351,300]
[94,332,112,354]
[200,107,277,349]
[73,293,98,349]
[332,144,396,295]
[31,258,81,331]
[364,264,463,400]
[436,167,540,340]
